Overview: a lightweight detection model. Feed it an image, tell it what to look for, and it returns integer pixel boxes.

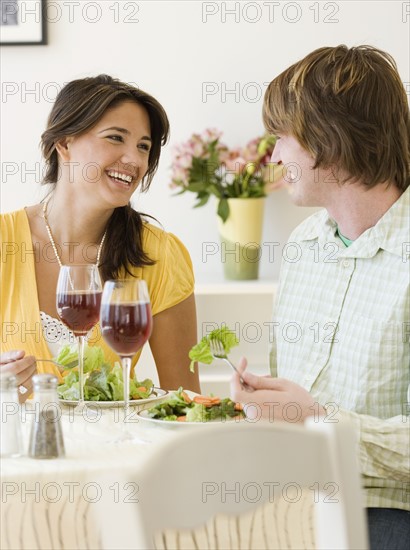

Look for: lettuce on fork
[55,343,105,374]
[188,326,239,372]
[56,344,153,401]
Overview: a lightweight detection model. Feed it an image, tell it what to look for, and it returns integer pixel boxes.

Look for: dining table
[0,400,177,550]
[1,399,317,550]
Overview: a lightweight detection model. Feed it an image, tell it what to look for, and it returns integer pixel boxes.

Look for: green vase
[218,197,265,280]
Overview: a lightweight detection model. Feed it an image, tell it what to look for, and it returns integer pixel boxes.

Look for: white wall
[1,0,409,282]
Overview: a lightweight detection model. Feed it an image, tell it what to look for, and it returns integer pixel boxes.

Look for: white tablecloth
[1,405,176,550]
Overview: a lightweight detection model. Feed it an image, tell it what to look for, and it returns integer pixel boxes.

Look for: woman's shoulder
[141,220,165,240]
[1,208,26,221]
[140,222,194,312]
[141,221,191,259]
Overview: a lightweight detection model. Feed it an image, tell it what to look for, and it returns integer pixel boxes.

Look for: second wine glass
[56,264,102,414]
[100,279,153,428]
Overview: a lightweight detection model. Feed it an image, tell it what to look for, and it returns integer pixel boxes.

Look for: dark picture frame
[0,0,47,45]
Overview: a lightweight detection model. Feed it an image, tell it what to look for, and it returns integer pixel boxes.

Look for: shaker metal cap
[32,373,58,389]
[0,374,17,390]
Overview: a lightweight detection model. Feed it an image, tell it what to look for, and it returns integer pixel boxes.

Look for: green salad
[56,344,154,401]
[145,387,245,423]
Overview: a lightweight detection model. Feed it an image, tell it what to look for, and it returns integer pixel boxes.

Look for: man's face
[271,134,336,207]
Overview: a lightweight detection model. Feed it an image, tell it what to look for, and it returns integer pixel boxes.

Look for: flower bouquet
[169,129,279,222]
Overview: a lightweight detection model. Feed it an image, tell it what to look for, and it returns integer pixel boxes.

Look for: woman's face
[58,101,152,208]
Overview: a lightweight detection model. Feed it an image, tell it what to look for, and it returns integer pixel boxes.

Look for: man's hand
[0,350,37,403]
[230,357,326,422]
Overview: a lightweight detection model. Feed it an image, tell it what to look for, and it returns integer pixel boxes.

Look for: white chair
[96,419,368,550]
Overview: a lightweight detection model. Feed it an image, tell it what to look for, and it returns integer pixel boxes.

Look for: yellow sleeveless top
[1,209,194,380]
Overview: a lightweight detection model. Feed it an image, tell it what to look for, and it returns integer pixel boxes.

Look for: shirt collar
[298,187,410,259]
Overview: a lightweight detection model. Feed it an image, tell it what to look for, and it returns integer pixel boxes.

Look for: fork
[35,359,70,372]
[209,339,254,392]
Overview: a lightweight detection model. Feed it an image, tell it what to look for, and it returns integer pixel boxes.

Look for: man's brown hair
[263,45,410,191]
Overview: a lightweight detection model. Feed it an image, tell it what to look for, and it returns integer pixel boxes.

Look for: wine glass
[56,265,102,414]
[100,279,153,434]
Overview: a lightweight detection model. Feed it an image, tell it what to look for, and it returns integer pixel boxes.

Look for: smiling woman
[0,75,200,395]
[39,75,168,282]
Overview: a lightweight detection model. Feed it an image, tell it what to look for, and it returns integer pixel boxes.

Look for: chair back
[96,419,368,550]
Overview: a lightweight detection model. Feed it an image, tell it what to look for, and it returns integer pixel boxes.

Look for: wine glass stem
[121,357,132,424]
[78,335,86,405]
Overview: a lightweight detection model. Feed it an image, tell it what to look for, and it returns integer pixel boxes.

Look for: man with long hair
[232,45,409,549]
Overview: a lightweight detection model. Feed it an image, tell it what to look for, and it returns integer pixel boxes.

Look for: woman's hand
[0,350,37,403]
[230,357,326,423]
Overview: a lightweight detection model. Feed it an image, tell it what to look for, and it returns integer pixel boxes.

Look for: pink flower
[202,128,223,142]
[178,153,194,169]
[169,129,279,199]
[219,148,245,174]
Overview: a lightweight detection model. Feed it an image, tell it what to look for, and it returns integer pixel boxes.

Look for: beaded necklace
[42,200,107,267]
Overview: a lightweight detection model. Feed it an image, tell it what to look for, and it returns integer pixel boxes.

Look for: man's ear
[55,137,73,161]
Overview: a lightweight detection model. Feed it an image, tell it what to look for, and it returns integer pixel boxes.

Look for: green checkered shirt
[270,187,410,510]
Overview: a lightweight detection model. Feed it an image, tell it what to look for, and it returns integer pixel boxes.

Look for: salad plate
[59,387,168,409]
[137,388,246,428]
[136,408,244,428]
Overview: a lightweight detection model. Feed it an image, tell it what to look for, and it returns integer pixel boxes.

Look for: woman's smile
[105,168,136,191]
[62,101,151,207]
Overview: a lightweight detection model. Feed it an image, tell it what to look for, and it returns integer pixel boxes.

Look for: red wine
[100,302,152,356]
[57,291,102,336]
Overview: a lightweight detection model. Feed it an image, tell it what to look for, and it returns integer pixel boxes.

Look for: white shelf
[195,276,277,295]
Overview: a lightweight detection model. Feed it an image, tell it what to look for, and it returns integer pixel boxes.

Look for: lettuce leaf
[86,364,112,400]
[57,379,80,401]
[188,326,239,372]
[130,378,154,400]
[186,403,209,422]
[55,343,106,373]
[146,387,189,419]
[107,363,124,401]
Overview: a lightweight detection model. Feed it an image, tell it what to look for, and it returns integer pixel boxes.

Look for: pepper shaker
[0,374,23,457]
[28,374,65,459]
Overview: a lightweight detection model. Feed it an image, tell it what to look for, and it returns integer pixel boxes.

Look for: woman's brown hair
[263,45,410,191]
[41,74,170,280]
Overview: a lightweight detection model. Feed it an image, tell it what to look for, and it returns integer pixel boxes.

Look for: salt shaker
[0,374,24,457]
[28,374,65,459]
